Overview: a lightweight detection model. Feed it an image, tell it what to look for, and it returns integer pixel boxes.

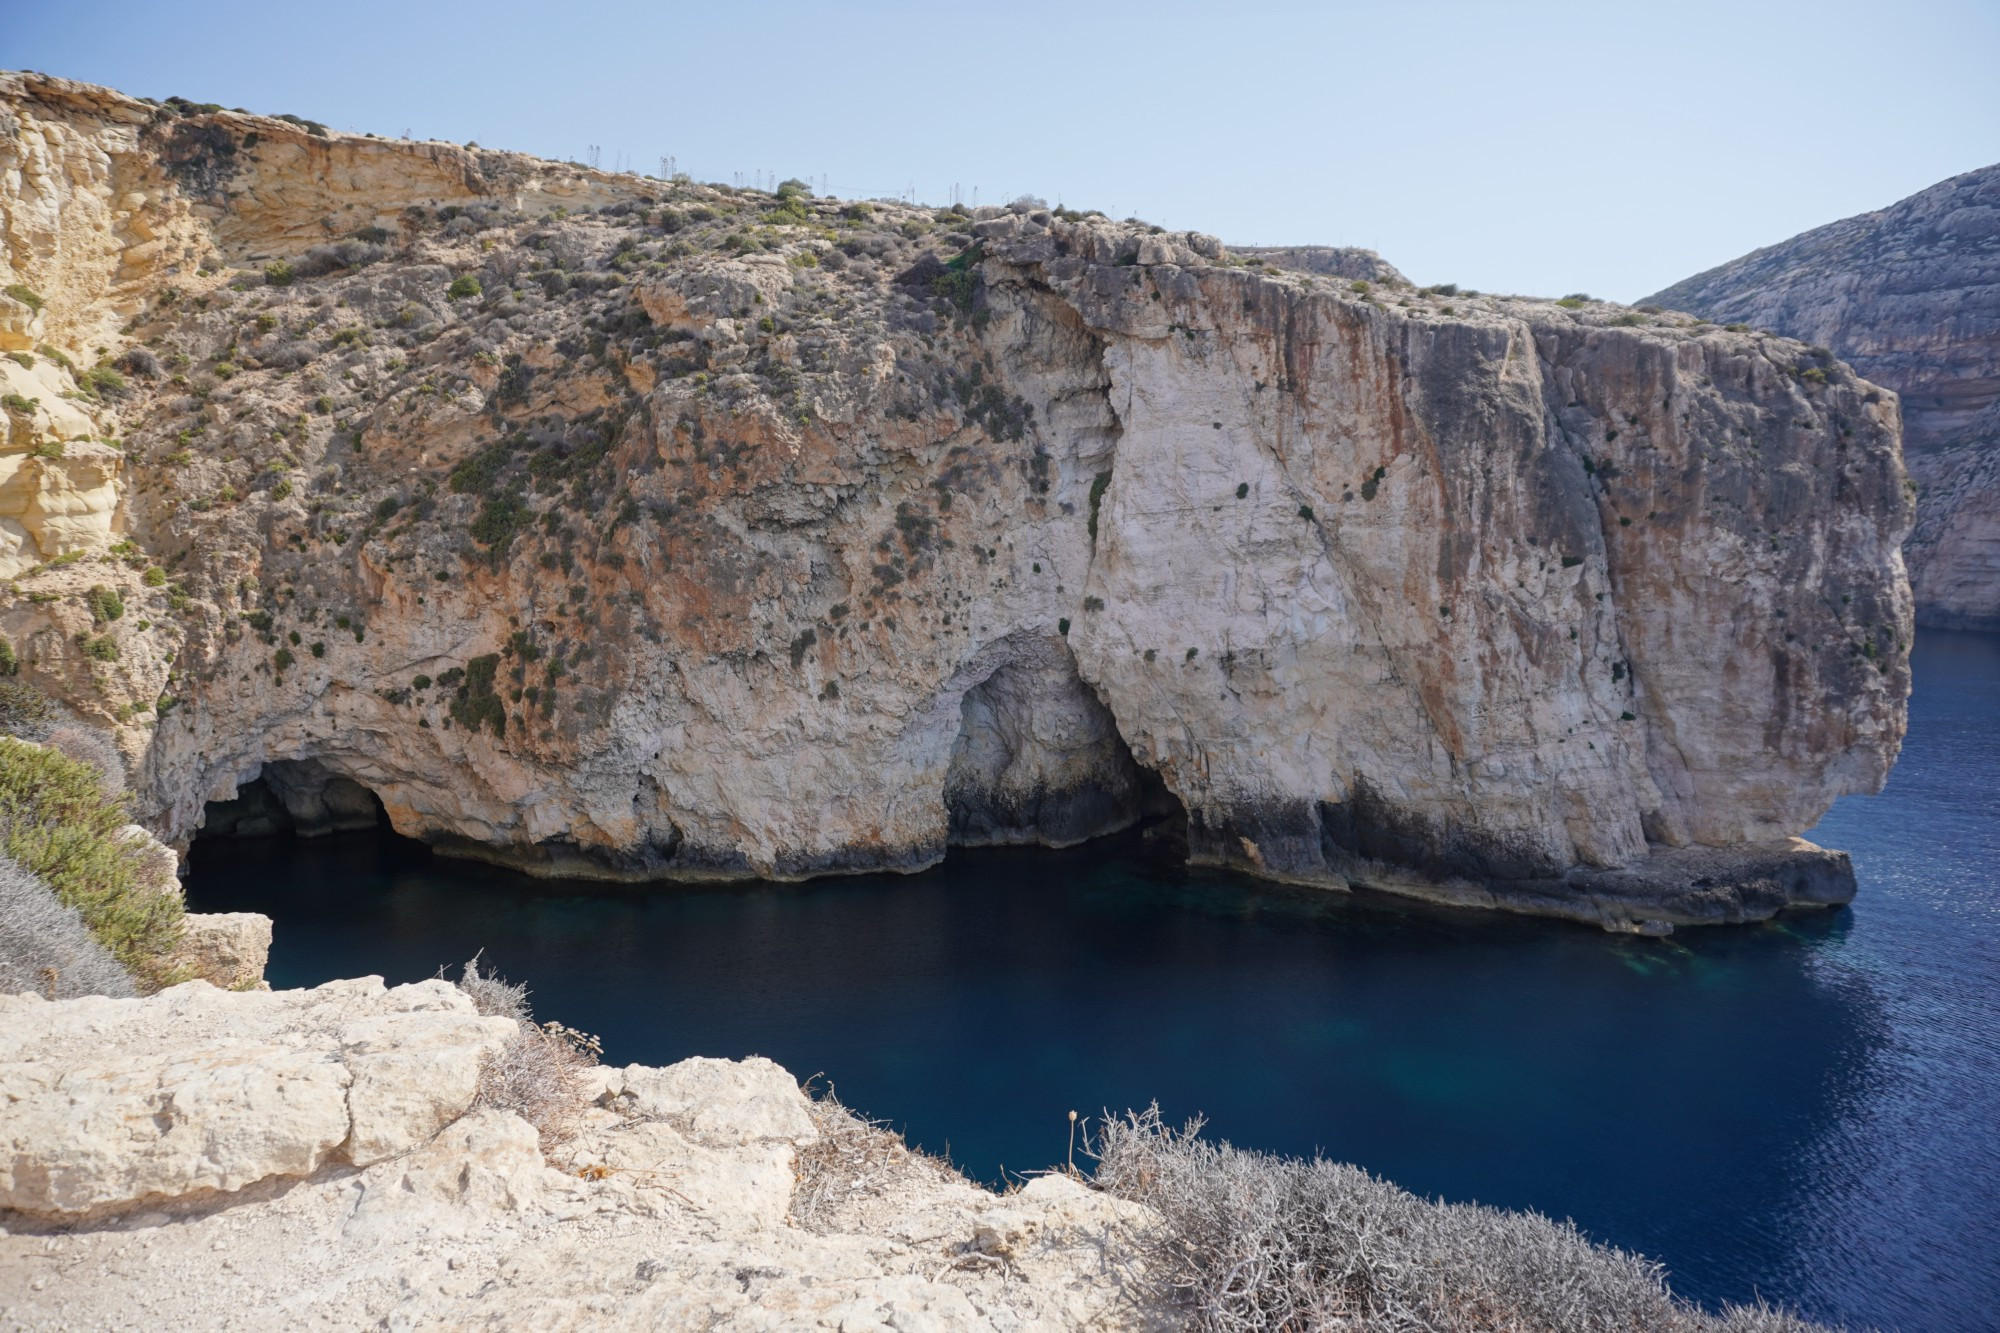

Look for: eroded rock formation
[0,71,1912,929]
[0,978,1145,1328]
[1647,163,2000,630]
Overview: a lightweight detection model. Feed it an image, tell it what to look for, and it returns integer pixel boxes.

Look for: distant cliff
[1647,164,2000,630]
[0,71,1913,931]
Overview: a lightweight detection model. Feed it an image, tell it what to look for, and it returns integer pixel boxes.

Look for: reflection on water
[187,632,2000,1332]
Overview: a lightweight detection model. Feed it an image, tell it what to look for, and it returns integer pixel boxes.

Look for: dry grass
[789,1082,966,1233]
[0,855,136,998]
[1092,1106,1848,1333]
[43,723,126,796]
[455,956,600,1154]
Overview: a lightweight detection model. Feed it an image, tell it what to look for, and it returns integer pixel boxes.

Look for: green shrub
[0,737,184,987]
[1087,470,1113,541]
[450,653,507,736]
[83,636,120,662]
[4,283,45,312]
[1298,504,1315,521]
[81,364,127,398]
[0,638,14,677]
[85,585,124,623]
[1235,483,1249,499]
[142,566,167,587]
[0,680,51,733]
[264,260,295,287]
[448,274,483,300]
[273,647,294,672]
[2,392,38,416]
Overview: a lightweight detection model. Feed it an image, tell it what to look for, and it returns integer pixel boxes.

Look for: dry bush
[1093,1107,1846,1333]
[457,952,530,1023]
[0,855,136,998]
[456,957,599,1154]
[43,724,126,796]
[789,1082,965,1233]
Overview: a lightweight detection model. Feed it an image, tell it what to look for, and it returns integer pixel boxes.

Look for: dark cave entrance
[198,759,387,840]
[940,641,1187,856]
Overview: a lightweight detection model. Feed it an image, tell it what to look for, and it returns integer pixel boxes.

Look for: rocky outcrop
[1646,163,2000,629]
[0,979,1147,1329]
[1233,245,1407,284]
[0,72,1913,930]
[163,911,271,989]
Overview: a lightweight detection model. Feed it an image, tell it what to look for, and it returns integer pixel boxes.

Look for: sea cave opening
[197,758,388,841]
[941,641,1186,860]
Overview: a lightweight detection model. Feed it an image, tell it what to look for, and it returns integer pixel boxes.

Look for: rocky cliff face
[1647,163,2000,630]
[0,72,1912,930]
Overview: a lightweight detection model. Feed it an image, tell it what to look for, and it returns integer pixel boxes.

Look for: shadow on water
[187,630,2000,1333]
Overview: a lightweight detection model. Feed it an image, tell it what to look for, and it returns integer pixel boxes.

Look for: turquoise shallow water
[187,630,2000,1332]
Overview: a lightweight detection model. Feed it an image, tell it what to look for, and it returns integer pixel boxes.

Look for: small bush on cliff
[791,1082,963,1233]
[457,956,600,1152]
[0,737,184,989]
[448,274,483,300]
[0,680,52,735]
[86,584,125,624]
[1094,1107,1832,1333]
[449,653,507,736]
[43,723,125,797]
[4,283,45,313]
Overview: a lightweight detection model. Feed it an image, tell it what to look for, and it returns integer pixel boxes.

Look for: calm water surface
[188,631,2000,1332]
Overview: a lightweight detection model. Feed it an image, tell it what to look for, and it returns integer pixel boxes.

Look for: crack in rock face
[0,72,1913,931]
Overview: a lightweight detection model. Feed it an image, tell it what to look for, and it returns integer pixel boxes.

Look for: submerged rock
[0,72,1912,928]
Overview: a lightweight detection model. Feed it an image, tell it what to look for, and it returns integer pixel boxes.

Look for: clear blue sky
[11,0,1997,301]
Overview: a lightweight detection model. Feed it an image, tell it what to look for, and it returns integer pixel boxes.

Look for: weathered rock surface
[0,980,1149,1330]
[0,71,1913,930]
[1647,162,2000,629]
[163,910,271,989]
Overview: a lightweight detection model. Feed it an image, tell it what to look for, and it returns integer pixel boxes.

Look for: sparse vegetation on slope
[0,737,183,989]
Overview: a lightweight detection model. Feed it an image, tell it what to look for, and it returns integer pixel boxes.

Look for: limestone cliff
[0,72,1912,930]
[1646,163,1999,630]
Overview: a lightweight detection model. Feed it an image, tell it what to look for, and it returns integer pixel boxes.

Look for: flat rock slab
[0,976,514,1217]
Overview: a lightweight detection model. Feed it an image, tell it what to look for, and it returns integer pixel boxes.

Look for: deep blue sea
[187,630,2000,1332]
